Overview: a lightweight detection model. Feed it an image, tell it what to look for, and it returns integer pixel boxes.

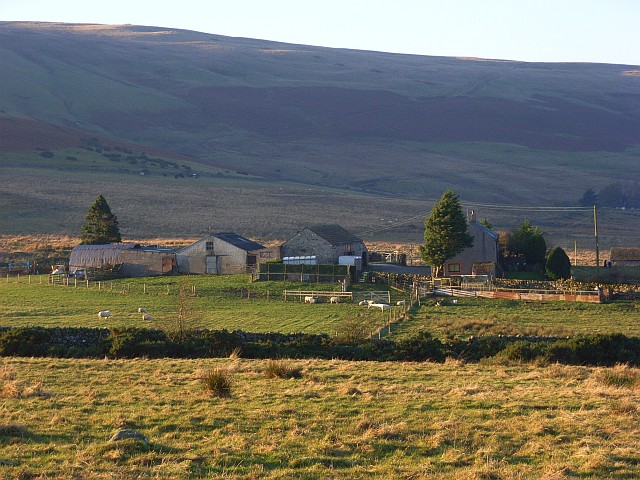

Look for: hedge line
[1,327,640,366]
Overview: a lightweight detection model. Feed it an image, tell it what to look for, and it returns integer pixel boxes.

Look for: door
[206,256,219,274]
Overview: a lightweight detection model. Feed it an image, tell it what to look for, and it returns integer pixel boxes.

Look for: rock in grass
[108,429,149,445]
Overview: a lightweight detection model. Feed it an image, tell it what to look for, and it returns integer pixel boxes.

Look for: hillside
[1,22,640,245]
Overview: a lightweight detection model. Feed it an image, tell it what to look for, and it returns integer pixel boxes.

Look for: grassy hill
[1,22,640,245]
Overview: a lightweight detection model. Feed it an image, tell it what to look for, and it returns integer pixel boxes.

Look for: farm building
[176,233,277,274]
[281,224,367,266]
[609,247,640,267]
[443,219,500,277]
[69,244,177,277]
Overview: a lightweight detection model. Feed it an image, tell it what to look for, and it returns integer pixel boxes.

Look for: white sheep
[138,307,147,313]
[98,310,111,319]
[329,296,340,304]
[304,296,317,304]
[368,303,391,312]
[358,300,368,306]
[396,300,406,306]
[142,313,153,321]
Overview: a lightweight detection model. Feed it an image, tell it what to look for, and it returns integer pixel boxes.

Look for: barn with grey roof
[281,224,367,265]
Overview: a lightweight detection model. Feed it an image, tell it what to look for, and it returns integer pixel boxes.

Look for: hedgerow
[1,326,639,366]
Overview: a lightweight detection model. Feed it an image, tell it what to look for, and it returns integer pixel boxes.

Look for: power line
[461,202,592,212]
[356,201,595,237]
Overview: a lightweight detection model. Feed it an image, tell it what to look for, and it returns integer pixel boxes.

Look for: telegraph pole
[594,205,599,271]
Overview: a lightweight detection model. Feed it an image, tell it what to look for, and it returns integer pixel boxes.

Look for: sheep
[98,310,111,319]
[142,313,153,322]
[329,296,340,304]
[358,300,368,306]
[304,296,317,304]
[396,300,406,306]
[138,307,147,313]
[367,303,391,312]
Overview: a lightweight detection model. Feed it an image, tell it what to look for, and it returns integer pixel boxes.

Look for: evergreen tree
[80,195,122,244]
[579,188,598,207]
[546,247,571,280]
[419,190,473,277]
[506,220,546,265]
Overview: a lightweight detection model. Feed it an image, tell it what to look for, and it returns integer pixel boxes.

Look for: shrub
[447,336,510,362]
[201,368,233,397]
[0,327,53,357]
[546,334,640,366]
[546,247,571,280]
[107,328,168,358]
[334,318,370,345]
[392,330,445,362]
[264,360,303,379]
[491,340,547,364]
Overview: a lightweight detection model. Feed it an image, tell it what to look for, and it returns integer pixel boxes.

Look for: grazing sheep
[138,307,147,313]
[358,300,368,306]
[368,303,391,312]
[396,300,406,306]
[329,296,340,304]
[304,296,318,304]
[98,310,111,319]
[142,313,153,321]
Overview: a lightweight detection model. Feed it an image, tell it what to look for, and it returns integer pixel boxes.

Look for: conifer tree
[420,190,473,277]
[546,247,571,280]
[80,195,122,244]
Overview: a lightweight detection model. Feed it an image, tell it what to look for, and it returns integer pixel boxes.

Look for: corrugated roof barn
[610,247,640,266]
[69,243,177,277]
[70,244,139,268]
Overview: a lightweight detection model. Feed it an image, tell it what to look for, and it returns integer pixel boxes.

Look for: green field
[2,274,640,340]
[0,275,398,335]
[2,357,640,479]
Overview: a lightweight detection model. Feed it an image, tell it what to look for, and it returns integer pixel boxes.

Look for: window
[260,251,271,258]
[247,255,257,265]
[205,241,214,251]
[448,263,461,273]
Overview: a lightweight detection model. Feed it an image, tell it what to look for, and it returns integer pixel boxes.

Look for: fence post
[144,283,147,294]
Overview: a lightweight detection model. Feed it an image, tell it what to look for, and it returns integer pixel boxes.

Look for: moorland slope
[1,22,639,243]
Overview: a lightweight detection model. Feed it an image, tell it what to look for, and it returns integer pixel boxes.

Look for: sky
[3,0,640,66]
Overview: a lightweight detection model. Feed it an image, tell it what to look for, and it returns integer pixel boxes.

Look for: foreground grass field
[2,357,640,479]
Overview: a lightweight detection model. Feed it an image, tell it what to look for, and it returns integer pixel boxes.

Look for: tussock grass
[592,364,640,388]
[0,424,28,438]
[263,359,303,379]
[199,368,233,397]
[1,379,51,399]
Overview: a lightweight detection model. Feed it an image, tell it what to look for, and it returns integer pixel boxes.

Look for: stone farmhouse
[443,220,500,277]
[281,224,367,265]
